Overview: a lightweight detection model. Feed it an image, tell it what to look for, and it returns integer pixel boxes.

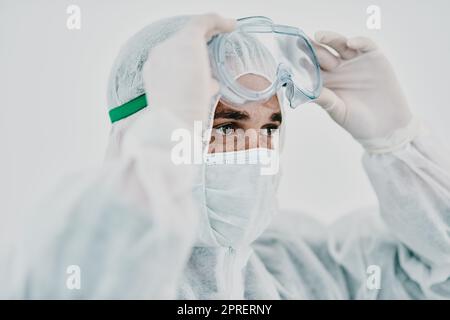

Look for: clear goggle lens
[210,17,322,108]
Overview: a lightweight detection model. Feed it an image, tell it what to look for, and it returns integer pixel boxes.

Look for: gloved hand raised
[143,13,236,125]
[313,31,418,153]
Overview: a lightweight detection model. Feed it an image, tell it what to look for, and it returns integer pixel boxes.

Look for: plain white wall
[1,0,449,230]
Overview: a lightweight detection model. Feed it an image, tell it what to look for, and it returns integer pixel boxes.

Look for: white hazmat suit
[1,15,449,299]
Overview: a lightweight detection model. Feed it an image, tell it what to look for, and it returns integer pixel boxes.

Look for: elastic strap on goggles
[109,93,148,123]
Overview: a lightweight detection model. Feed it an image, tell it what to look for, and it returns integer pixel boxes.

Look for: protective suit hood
[105,15,286,249]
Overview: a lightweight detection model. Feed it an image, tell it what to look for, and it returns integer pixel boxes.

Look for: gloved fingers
[209,79,220,96]
[315,31,358,60]
[313,87,347,125]
[187,13,236,41]
[346,36,378,53]
[311,40,341,71]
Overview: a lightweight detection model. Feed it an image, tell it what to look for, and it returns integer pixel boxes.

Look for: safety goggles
[208,16,322,109]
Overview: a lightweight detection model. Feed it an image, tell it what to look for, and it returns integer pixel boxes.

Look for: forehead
[216,73,281,113]
[236,73,272,91]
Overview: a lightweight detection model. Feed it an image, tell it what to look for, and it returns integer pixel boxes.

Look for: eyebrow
[214,105,283,123]
[271,112,282,123]
[214,109,250,121]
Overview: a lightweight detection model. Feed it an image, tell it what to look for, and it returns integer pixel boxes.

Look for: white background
[1,0,449,231]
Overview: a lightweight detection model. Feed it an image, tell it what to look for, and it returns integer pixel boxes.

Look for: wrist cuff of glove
[357,117,424,154]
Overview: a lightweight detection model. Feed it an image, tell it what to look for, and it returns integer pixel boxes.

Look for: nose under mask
[194,148,279,248]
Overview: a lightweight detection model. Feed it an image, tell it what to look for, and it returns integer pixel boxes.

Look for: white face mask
[194,148,279,248]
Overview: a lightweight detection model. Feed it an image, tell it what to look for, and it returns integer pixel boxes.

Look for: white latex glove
[143,14,236,125]
[313,31,419,153]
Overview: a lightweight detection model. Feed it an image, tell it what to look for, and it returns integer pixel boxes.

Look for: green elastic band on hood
[109,93,148,123]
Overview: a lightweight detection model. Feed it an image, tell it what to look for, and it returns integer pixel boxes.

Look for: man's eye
[261,127,279,136]
[215,124,235,136]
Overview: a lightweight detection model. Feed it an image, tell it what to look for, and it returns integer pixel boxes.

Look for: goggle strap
[108,93,148,123]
